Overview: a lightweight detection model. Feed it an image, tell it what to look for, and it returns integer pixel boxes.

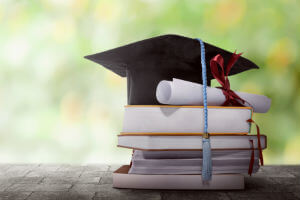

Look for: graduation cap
[84,34,259,105]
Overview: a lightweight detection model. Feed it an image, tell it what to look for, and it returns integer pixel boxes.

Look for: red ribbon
[247,119,264,166]
[129,150,135,167]
[210,52,264,172]
[210,52,246,106]
[248,139,255,176]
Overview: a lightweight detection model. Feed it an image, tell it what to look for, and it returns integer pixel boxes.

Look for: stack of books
[84,34,270,190]
[113,105,267,190]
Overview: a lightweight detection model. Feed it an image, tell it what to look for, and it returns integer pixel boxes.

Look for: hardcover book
[118,134,267,150]
[113,165,245,190]
[122,105,253,134]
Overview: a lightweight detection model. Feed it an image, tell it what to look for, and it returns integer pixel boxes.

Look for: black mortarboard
[84,34,259,105]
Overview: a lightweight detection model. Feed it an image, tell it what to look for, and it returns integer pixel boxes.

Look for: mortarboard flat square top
[84,34,259,105]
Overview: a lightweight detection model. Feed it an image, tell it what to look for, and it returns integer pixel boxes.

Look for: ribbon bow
[210,52,246,106]
[210,52,264,172]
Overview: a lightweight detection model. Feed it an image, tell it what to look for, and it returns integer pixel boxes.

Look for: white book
[129,159,259,175]
[128,166,259,175]
[122,105,252,134]
[133,149,260,159]
[131,158,258,168]
[130,150,260,175]
[118,135,267,150]
[113,165,245,190]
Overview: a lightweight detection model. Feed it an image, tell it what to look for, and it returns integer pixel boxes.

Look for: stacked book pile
[85,34,271,190]
[114,105,267,189]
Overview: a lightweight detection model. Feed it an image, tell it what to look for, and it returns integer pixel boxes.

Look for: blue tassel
[196,38,212,181]
[202,138,212,181]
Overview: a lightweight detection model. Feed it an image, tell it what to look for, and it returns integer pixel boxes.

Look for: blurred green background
[0,0,299,164]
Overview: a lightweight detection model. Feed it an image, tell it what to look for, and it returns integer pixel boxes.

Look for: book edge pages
[123,106,252,134]
[119,132,249,136]
[117,145,267,151]
[113,165,245,190]
[117,135,267,151]
[124,105,253,110]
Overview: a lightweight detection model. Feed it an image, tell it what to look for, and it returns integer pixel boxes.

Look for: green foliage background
[0,0,299,164]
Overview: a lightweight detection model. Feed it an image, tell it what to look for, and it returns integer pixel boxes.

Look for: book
[133,149,260,159]
[118,135,267,150]
[129,150,259,175]
[131,158,258,168]
[122,105,253,134]
[113,165,245,190]
[128,165,259,175]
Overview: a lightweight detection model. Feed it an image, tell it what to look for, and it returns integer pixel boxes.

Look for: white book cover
[118,135,267,150]
[113,165,245,190]
[131,158,258,168]
[128,166,259,175]
[133,149,260,159]
[122,105,252,134]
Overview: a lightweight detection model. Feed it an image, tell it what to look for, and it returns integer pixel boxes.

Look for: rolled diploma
[156,78,271,113]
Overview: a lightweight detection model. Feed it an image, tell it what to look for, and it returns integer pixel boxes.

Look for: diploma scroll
[156,79,271,113]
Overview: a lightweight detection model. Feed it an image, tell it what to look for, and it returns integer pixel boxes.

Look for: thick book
[129,150,260,175]
[128,166,259,175]
[118,135,267,150]
[133,149,260,159]
[122,105,253,134]
[113,165,245,190]
[131,158,258,168]
[129,159,259,175]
